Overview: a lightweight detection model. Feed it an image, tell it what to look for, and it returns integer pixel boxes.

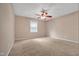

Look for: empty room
[0,3,79,56]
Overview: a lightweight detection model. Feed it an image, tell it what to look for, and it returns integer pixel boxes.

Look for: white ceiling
[13,3,79,18]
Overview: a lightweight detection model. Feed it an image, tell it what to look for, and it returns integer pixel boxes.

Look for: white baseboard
[50,37,79,43]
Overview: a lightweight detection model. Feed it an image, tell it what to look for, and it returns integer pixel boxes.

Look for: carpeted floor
[9,37,79,56]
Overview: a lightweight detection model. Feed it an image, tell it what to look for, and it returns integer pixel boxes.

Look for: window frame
[30,20,38,32]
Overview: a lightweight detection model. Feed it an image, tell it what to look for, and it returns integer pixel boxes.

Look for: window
[30,20,38,32]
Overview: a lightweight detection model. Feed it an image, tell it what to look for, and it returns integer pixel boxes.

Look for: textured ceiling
[13,3,79,18]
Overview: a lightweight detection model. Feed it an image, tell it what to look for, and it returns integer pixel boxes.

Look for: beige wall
[0,4,15,55]
[47,11,79,43]
[15,16,47,40]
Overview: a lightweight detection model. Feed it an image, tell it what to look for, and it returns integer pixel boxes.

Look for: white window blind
[30,20,38,32]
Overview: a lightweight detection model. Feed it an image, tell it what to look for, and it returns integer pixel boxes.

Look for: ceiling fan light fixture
[36,8,53,22]
[40,16,46,20]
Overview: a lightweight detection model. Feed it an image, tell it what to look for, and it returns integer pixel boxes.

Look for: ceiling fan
[35,8,53,22]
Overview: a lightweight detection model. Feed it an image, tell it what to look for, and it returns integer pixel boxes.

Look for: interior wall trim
[50,37,79,43]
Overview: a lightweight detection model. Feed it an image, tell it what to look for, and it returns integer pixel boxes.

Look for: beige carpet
[9,37,79,56]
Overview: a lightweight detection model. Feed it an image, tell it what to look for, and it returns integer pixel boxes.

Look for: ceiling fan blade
[35,14,41,16]
[41,8,47,13]
[46,16,52,17]
[37,16,40,19]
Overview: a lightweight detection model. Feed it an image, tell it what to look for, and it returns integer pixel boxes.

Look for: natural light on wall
[30,20,38,32]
